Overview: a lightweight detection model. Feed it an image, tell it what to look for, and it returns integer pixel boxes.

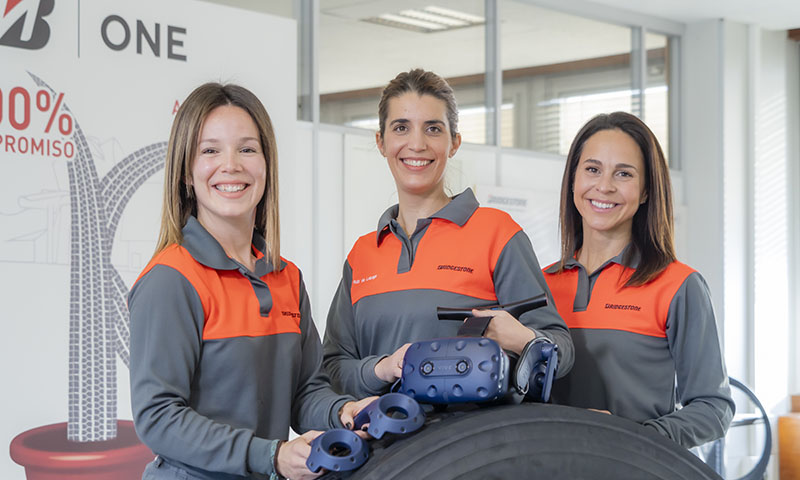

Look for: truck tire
[322,403,720,480]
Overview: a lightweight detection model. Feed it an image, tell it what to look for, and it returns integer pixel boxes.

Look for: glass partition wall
[310,0,680,163]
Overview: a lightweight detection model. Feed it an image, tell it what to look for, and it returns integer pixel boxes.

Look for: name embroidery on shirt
[281,310,301,318]
[352,274,378,285]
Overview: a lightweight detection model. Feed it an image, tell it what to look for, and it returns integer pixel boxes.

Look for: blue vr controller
[306,429,368,473]
[306,393,425,473]
[352,392,425,439]
[399,295,558,405]
[513,336,558,402]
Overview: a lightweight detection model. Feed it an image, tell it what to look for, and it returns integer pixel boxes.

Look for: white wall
[752,29,792,414]
[788,37,800,398]
[682,20,727,332]
[681,19,799,477]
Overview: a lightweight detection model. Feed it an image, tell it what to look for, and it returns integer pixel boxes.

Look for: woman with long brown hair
[323,69,574,397]
[129,82,371,480]
[543,111,734,448]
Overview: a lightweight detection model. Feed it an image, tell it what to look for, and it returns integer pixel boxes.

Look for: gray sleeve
[323,260,392,397]
[642,272,735,448]
[292,271,355,432]
[128,265,278,477]
[493,230,574,377]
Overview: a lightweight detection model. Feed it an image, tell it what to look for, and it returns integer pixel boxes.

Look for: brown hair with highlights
[154,82,280,266]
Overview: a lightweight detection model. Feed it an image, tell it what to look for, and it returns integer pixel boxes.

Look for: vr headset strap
[457,316,492,337]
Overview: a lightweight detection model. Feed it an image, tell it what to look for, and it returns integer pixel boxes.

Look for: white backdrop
[0,0,295,477]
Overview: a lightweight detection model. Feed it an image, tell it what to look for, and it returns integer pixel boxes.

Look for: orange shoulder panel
[346,207,521,304]
[202,258,303,340]
[545,261,695,338]
[542,267,580,317]
[137,246,302,340]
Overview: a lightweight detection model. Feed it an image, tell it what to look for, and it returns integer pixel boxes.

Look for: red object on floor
[9,420,153,480]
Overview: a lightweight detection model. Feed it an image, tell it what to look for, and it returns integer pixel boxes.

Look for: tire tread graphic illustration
[29,73,167,442]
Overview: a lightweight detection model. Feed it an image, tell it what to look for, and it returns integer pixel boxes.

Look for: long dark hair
[557,112,675,286]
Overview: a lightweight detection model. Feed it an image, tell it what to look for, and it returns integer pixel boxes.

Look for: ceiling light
[377,13,447,32]
[399,10,469,27]
[423,6,485,24]
[363,6,484,33]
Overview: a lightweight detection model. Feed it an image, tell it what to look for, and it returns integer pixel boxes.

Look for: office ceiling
[586,0,800,31]
[204,0,800,31]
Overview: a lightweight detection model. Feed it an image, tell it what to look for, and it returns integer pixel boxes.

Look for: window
[312,1,677,158]
[498,1,675,159]
[318,0,488,144]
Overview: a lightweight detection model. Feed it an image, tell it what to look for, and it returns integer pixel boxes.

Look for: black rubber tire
[321,404,721,480]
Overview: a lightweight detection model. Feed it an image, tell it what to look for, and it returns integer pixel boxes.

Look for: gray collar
[544,242,640,273]
[181,216,283,275]
[375,188,480,244]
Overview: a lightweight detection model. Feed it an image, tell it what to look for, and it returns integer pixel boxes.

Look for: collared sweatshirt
[323,188,574,398]
[543,245,734,448]
[129,217,352,479]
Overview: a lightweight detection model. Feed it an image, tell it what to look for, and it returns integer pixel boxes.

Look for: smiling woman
[571,128,648,268]
[128,82,376,480]
[190,105,267,270]
[322,69,574,400]
[543,111,735,449]
[377,91,461,228]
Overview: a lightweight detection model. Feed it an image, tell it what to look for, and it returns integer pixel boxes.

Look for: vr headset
[398,294,558,405]
[307,295,559,474]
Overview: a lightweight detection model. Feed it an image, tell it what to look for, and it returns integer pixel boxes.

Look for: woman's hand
[275,431,323,480]
[374,343,412,383]
[339,396,379,431]
[471,309,536,355]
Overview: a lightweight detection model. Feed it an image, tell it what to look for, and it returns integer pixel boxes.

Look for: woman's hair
[154,82,280,266]
[377,68,459,140]
[557,111,675,286]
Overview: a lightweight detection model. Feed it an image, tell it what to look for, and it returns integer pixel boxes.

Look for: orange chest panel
[348,211,521,305]
[544,262,694,338]
[146,246,302,340]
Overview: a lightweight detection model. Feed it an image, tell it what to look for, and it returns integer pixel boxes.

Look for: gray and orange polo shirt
[543,246,734,448]
[323,188,574,398]
[129,217,351,479]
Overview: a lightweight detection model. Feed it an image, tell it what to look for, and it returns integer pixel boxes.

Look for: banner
[475,184,561,268]
[0,0,295,477]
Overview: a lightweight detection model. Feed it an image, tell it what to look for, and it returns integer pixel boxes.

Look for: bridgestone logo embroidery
[605,303,641,311]
[437,264,474,274]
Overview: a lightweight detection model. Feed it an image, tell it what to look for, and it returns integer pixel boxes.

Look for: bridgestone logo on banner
[0,0,54,50]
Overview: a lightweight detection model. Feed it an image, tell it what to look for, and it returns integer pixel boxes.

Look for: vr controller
[306,393,426,473]
[399,295,558,405]
[353,392,425,439]
[306,428,369,473]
